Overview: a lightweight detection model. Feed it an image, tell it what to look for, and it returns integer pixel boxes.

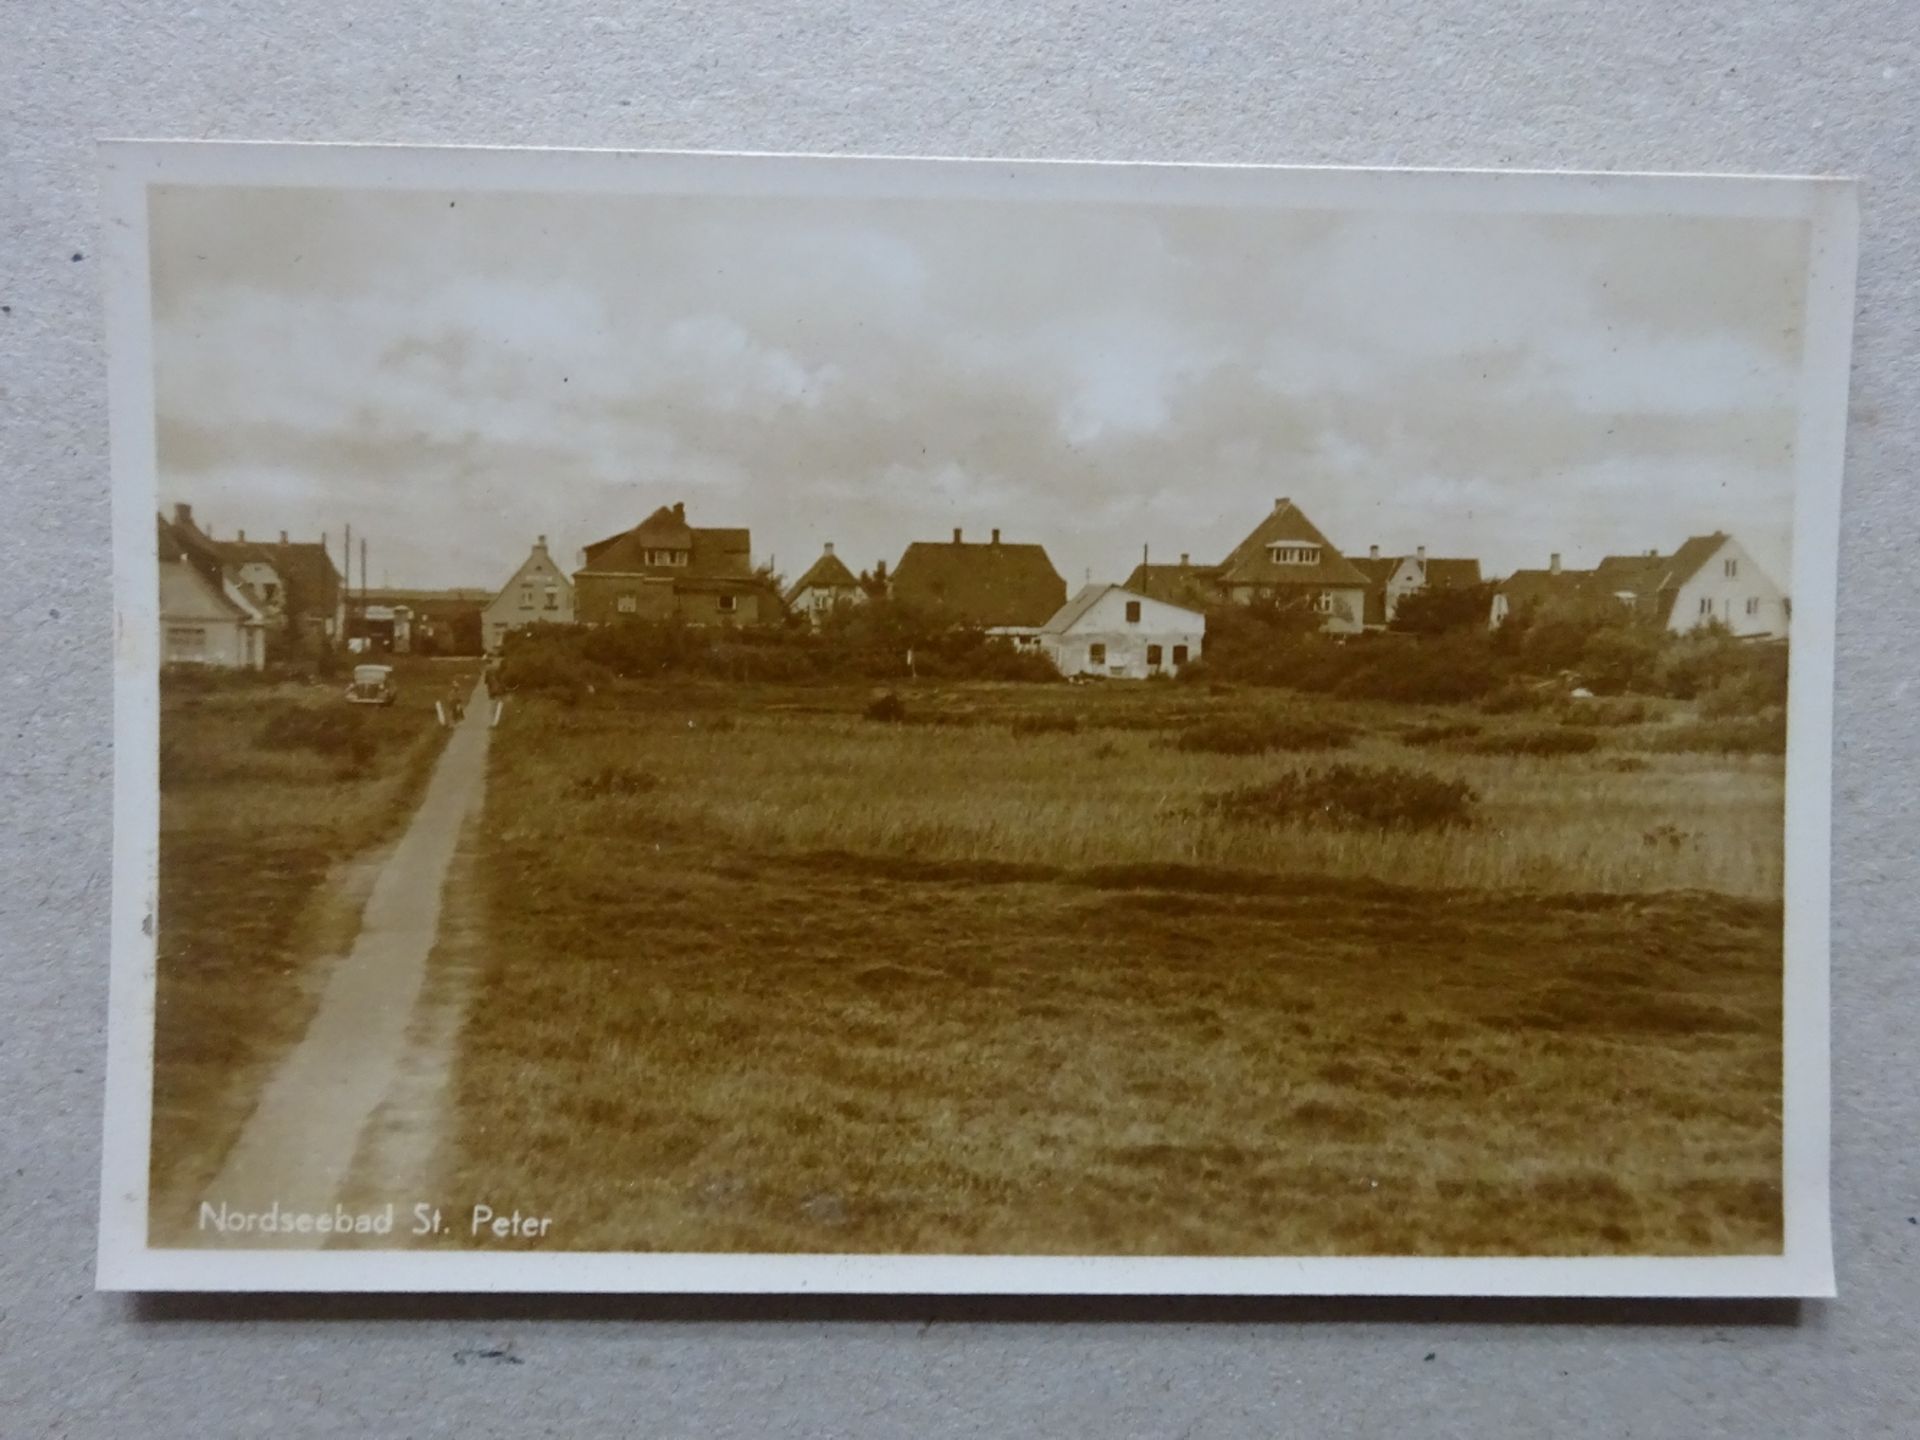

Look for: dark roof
[1349,556,1402,588]
[1592,534,1733,623]
[156,515,184,563]
[891,536,1067,628]
[1216,499,1371,588]
[211,538,341,611]
[1123,562,1220,607]
[785,549,859,604]
[1497,568,1594,612]
[580,502,752,579]
[1423,558,1483,589]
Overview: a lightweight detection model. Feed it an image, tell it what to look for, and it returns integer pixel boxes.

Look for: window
[1089,643,1107,666]
[520,586,534,609]
[1314,591,1334,614]
[1146,644,1163,667]
[165,625,208,661]
[645,548,689,567]
[1267,543,1322,566]
[617,593,637,614]
[1125,600,1141,623]
[1698,596,1713,616]
[717,594,738,613]
[1746,597,1760,616]
[544,587,559,610]
[1172,644,1189,666]
[1724,558,1738,578]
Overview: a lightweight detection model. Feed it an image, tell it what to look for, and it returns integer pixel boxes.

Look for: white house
[783,542,865,627]
[158,517,266,668]
[1592,532,1790,639]
[1025,584,1205,679]
[484,535,574,651]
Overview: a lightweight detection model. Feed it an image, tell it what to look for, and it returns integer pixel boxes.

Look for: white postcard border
[97,141,1855,1297]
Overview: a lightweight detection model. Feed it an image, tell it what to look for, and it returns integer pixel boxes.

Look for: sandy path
[195,687,491,1243]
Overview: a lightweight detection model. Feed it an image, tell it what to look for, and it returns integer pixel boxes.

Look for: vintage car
[344,663,398,706]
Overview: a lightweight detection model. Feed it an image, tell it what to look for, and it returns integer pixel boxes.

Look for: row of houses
[158,493,1790,680]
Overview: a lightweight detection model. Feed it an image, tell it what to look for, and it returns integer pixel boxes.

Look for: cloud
[150,185,1810,592]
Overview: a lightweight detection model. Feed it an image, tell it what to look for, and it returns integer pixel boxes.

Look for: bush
[1457,727,1600,757]
[1009,712,1079,736]
[256,706,375,769]
[497,648,610,704]
[865,692,908,724]
[1478,682,1551,715]
[1207,764,1477,831]
[1577,625,1663,695]
[1175,714,1353,755]
[1558,697,1650,727]
[1400,720,1482,747]
[571,764,661,799]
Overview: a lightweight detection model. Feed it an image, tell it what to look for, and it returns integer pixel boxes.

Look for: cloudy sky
[150,180,1810,592]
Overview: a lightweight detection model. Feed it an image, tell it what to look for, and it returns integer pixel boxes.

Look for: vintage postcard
[98,143,1853,1295]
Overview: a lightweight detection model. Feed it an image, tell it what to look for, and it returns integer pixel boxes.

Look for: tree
[1390,582,1497,635]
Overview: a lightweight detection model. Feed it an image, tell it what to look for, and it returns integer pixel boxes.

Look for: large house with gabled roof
[889,527,1066,629]
[156,513,267,668]
[1126,497,1370,634]
[1491,533,1787,639]
[573,501,774,627]
[484,536,574,651]
[1019,583,1205,680]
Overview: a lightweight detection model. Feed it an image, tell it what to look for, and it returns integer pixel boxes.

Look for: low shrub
[1175,715,1353,755]
[572,764,661,799]
[1604,755,1652,773]
[1009,712,1079,737]
[1457,727,1600,757]
[1478,683,1551,715]
[1400,720,1482,747]
[864,692,908,724]
[1207,764,1477,831]
[1558,697,1651,728]
[497,649,610,704]
[256,706,375,769]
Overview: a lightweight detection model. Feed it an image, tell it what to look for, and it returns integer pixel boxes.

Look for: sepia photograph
[98,145,1852,1295]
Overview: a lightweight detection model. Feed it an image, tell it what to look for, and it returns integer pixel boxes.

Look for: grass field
[150,657,475,1224]
[438,679,1784,1256]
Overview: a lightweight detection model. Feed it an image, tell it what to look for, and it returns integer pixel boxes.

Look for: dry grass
[439,680,1784,1257]
[150,659,475,1220]
[491,682,1783,897]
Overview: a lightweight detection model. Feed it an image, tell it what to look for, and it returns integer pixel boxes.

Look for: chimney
[173,502,193,528]
[1274,496,1289,511]
[278,530,289,545]
[1647,548,1658,558]
[236,529,246,542]
[1179,552,1190,566]
[991,528,1001,545]
[1368,544,1379,560]
[952,527,963,544]
[1550,552,1562,575]
[1416,545,1426,563]
[535,534,548,551]
[672,501,686,521]
[823,541,834,556]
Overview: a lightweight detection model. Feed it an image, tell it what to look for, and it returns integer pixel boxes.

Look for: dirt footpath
[186,686,492,1246]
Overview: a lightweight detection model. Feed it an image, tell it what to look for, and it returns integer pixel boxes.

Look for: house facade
[1595,533,1789,639]
[165,503,345,644]
[1023,584,1205,679]
[889,527,1066,628]
[1352,546,1484,628]
[157,516,266,668]
[1491,535,1788,639]
[784,542,865,627]
[573,502,772,627]
[484,537,574,651]
[1135,498,1368,634]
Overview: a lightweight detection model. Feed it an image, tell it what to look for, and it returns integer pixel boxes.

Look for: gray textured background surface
[3,3,1915,1435]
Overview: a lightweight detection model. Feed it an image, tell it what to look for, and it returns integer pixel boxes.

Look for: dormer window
[1268,543,1322,566]
[645,548,688,567]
